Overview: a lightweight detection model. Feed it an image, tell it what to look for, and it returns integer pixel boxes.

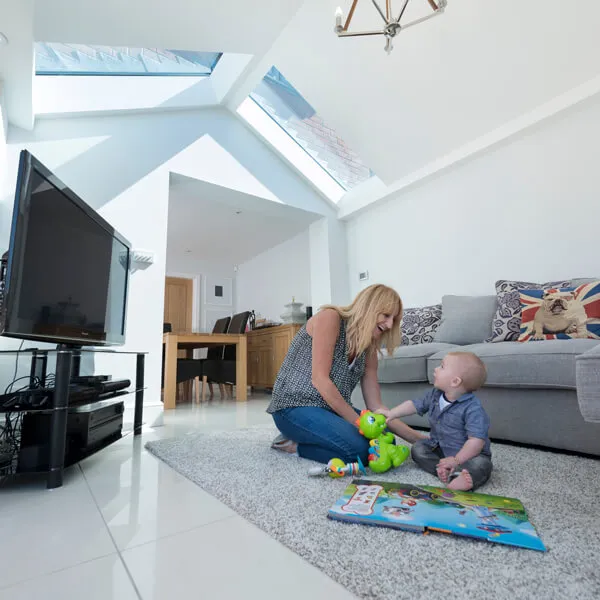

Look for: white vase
[280,301,306,324]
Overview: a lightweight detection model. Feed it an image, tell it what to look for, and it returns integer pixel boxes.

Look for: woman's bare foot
[279,441,298,454]
[447,469,473,491]
[271,437,298,454]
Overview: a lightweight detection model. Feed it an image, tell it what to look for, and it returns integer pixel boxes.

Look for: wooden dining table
[162,332,248,409]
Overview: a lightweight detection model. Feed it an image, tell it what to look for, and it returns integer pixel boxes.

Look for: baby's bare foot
[447,469,473,491]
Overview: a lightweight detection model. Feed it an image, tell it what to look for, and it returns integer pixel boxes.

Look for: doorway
[164,276,193,333]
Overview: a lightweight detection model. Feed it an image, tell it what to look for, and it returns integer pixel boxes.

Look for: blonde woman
[267,284,425,464]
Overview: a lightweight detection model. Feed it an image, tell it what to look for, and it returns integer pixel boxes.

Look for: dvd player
[97,379,130,395]
[70,375,111,385]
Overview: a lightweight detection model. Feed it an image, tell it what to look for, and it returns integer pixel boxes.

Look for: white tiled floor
[0,393,356,600]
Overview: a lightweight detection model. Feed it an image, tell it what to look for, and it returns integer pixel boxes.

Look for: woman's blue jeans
[272,406,370,464]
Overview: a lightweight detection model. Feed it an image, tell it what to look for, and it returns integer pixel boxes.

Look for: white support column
[309,217,350,310]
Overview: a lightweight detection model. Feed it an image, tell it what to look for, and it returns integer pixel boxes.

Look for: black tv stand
[1,346,146,489]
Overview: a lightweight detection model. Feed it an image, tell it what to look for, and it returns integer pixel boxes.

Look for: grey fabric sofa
[355,293,600,456]
[576,344,600,424]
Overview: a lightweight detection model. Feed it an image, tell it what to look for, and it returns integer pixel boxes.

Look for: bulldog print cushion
[518,281,600,341]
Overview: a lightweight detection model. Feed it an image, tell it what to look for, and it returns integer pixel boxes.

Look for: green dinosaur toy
[367,438,411,473]
[355,410,410,473]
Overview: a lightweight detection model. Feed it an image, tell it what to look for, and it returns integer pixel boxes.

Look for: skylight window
[35,43,222,76]
[248,67,373,193]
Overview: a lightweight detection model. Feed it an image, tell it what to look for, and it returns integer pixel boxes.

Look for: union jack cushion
[518,281,600,341]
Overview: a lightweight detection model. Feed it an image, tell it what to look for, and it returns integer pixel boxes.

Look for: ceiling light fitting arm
[371,0,388,24]
[395,0,410,23]
[334,0,447,50]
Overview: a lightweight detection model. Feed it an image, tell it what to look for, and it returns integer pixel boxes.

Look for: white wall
[345,94,600,308]
[0,106,333,401]
[0,82,7,144]
[0,0,34,130]
[236,230,311,322]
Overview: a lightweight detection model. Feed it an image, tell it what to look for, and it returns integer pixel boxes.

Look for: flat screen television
[0,150,130,346]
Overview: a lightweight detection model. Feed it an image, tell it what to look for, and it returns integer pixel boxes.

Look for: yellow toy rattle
[307,456,367,478]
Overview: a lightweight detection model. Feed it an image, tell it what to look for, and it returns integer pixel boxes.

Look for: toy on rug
[307,457,367,478]
[367,438,410,473]
[356,410,410,473]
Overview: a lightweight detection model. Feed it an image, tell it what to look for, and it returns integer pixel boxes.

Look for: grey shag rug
[145,426,600,600]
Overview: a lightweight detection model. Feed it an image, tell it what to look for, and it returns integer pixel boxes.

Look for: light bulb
[335,6,344,30]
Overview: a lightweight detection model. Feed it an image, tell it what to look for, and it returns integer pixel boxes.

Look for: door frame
[165,272,200,333]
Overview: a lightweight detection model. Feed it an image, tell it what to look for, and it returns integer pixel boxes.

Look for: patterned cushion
[518,281,600,341]
[401,305,442,345]
[487,279,571,343]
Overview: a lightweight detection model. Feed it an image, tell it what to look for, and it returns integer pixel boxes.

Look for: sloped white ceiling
[266,0,600,184]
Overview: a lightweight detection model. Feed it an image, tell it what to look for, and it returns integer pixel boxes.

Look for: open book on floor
[327,479,546,552]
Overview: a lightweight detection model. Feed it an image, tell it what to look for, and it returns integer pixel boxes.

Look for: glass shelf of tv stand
[0,347,148,414]
[0,386,148,415]
[0,348,148,355]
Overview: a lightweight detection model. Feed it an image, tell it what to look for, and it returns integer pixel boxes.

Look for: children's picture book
[327,479,546,552]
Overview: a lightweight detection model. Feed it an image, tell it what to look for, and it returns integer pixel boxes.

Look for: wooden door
[164,277,193,333]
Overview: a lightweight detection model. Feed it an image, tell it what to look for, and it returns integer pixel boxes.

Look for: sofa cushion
[400,304,442,345]
[433,295,497,345]
[378,343,458,384]
[427,340,600,389]
[517,281,600,341]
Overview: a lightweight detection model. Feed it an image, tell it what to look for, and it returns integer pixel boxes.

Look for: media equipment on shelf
[17,397,125,472]
[1,150,131,347]
[71,375,110,385]
[0,378,131,411]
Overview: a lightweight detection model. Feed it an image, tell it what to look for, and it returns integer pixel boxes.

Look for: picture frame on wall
[204,275,233,306]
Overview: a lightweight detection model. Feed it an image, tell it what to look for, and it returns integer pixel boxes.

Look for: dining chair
[161,316,231,403]
[201,311,251,399]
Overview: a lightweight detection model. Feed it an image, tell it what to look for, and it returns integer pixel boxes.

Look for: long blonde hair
[321,284,403,358]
